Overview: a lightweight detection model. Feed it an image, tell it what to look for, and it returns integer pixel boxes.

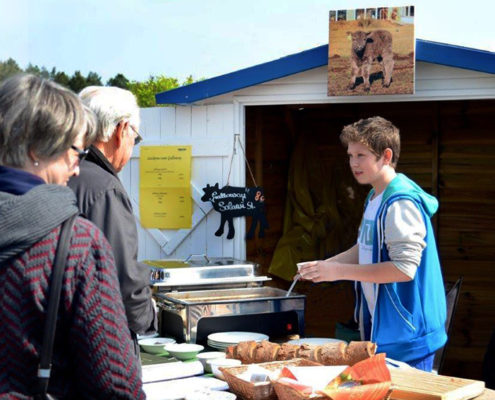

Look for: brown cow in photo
[348,30,394,91]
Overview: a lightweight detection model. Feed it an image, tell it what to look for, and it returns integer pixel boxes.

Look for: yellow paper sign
[139,146,192,229]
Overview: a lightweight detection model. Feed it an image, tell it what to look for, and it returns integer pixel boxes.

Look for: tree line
[0,58,197,107]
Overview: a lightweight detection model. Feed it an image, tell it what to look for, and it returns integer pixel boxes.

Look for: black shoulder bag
[34,215,77,400]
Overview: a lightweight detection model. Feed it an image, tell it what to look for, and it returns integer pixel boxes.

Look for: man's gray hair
[0,74,97,168]
[79,86,140,142]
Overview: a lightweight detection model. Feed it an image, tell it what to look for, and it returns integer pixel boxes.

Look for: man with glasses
[68,86,157,354]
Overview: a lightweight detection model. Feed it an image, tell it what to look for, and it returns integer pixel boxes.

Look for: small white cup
[297,261,312,271]
[207,358,242,380]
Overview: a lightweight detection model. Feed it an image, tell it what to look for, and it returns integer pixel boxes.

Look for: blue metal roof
[156,39,495,105]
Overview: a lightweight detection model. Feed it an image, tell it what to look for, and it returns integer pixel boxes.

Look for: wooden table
[390,368,488,400]
[473,388,495,399]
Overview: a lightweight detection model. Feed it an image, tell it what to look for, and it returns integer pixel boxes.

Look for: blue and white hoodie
[355,173,447,362]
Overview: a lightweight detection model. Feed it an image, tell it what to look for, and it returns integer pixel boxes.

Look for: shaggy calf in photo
[348,29,394,91]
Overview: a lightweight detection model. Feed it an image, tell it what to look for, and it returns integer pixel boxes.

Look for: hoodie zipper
[371,199,417,341]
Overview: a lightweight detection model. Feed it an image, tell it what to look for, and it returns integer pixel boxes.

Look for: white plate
[208,331,269,344]
[137,331,160,340]
[287,338,346,346]
[185,389,236,400]
[139,337,176,354]
[207,342,230,348]
[208,342,228,351]
[164,343,204,361]
[207,341,228,348]
[143,376,229,400]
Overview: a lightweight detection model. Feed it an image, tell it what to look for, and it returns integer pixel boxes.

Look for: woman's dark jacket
[0,166,145,399]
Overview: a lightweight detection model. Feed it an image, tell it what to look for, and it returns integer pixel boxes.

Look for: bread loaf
[227,340,377,365]
[253,340,280,363]
[276,343,300,361]
[296,344,320,362]
[225,345,236,359]
[318,342,347,365]
[344,340,377,365]
[235,340,257,364]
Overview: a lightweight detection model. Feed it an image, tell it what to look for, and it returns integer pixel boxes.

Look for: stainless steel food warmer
[146,256,305,346]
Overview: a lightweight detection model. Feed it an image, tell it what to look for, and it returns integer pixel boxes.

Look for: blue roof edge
[416,39,495,75]
[156,39,495,105]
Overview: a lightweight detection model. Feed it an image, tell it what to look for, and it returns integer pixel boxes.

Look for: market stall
[125,39,495,382]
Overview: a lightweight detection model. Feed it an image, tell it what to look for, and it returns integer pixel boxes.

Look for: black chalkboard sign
[201,183,269,239]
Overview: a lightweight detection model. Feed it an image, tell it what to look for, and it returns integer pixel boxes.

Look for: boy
[298,116,447,371]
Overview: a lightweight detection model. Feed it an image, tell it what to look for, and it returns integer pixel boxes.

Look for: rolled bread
[226,339,376,365]
[253,340,280,363]
[318,342,347,365]
[235,340,257,364]
[344,340,377,365]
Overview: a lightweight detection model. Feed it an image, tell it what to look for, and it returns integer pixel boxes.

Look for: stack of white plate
[207,331,269,351]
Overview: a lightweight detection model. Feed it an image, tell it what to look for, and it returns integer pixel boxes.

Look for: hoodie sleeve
[384,200,426,279]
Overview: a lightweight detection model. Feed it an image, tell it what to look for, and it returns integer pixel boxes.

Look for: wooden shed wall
[245,99,495,380]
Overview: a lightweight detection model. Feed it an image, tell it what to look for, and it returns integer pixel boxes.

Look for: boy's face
[347,142,387,187]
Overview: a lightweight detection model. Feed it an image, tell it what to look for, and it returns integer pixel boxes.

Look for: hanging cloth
[268,124,372,280]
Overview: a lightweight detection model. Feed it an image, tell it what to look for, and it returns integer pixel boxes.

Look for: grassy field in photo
[328,19,415,96]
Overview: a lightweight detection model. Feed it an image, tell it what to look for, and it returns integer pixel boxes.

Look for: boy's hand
[298,260,340,282]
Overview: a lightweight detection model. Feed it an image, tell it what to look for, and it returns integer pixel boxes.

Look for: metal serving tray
[146,257,271,289]
[155,287,305,343]
[160,287,302,304]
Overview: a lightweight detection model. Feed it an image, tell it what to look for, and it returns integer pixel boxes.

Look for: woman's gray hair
[0,73,97,168]
[78,86,140,142]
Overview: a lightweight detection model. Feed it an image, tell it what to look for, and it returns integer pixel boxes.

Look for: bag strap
[35,214,77,398]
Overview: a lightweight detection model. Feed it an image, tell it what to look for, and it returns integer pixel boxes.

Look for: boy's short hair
[340,116,400,168]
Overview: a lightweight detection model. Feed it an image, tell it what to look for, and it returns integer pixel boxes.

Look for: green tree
[128,75,180,107]
[127,75,200,107]
[183,74,194,85]
[68,70,87,93]
[107,73,130,89]
[53,71,70,87]
[39,66,50,79]
[0,58,22,81]
[86,71,102,86]
[25,63,41,76]
[23,63,49,79]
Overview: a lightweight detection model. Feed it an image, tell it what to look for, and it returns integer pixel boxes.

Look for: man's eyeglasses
[71,145,89,161]
[129,125,143,145]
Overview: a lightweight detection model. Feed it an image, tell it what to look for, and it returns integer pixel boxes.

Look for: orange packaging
[318,353,391,400]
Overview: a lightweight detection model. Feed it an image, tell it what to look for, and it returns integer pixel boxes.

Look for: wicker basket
[272,381,392,400]
[272,380,326,400]
[220,358,321,400]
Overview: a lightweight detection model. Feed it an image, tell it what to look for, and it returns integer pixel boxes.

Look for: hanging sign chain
[225,135,237,186]
[226,134,257,187]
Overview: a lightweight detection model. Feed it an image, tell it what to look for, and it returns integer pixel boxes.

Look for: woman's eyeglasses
[71,145,89,161]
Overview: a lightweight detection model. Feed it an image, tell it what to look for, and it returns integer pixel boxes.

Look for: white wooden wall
[120,104,241,262]
[122,61,494,263]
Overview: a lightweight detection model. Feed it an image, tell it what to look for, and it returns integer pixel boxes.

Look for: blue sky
[1,0,494,83]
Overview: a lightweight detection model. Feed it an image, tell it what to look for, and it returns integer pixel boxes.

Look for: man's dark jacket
[69,146,156,335]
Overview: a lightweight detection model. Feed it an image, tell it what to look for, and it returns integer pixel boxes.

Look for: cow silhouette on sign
[201,183,269,240]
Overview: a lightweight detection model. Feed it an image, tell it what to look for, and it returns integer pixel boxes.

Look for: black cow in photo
[201,183,269,240]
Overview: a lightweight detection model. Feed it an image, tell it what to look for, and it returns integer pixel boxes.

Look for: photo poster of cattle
[201,183,269,240]
[328,6,415,96]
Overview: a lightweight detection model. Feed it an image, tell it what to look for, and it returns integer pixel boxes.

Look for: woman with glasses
[0,74,145,399]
